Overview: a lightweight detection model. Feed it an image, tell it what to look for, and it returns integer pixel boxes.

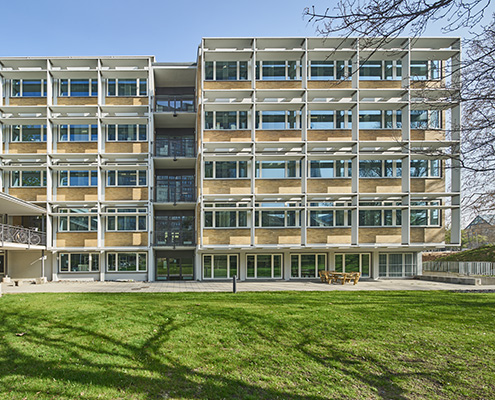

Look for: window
[309,60,352,80]
[205,61,248,80]
[410,201,441,226]
[107,124,147,141]
[107,170,147,186]
[204,161,248,179]
[256,110,300,129]
[410,160,441,177]
[247,254,282,278]
[379,253,417,277]
[335,253,370,277]
[106,208,147,231]
[11,125,46,142]
[359,60,402,80]
[156,173,195,203]
[59,209,98,232]
[309,203,352,227]
[60,79,98,97]
[359,160,402,178]
[256,61,301,80]
[310,160,352,178]
[256,160,301,178]
[309,110,353,129]
[410,110,441,129]
[204,204,248,228]
[359,202,402,227]
[155,212,195,246]
[255,203,301,228]
[60,253,99,272]
[204,111,248,130]
[59,171,97,187]
[107,253,147,272]
[11,171,46,187]
[291,254,326,278]
[410,60,441,80]
[203,254,238,279]
[107,79,147,96]
[359,110,402,129]
[59,125,98,142]
[11,79,47,97]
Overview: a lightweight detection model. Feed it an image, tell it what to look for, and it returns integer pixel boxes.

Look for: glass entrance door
[156,254,194,281]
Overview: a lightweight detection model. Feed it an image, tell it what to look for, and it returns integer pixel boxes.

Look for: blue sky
[4,0,495,61]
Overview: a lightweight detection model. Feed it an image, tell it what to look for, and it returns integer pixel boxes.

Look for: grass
[0,291,494,399]
[435,245,495,262]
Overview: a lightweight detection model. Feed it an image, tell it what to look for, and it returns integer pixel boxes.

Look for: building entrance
[156,251,194,280]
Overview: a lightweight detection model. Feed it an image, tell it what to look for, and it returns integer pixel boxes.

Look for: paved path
[3,279,495,294]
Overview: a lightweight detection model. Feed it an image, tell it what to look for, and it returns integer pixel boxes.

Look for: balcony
[154,230,195,247]
[155,95,195,113]
[0,224,46,248]
[155,187,196,204]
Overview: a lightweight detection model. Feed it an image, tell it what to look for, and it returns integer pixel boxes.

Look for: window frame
[107,252,148,272]
[11,170,46,187]
[107,78,147,97]
[59,170,98,187]
[246,254,283,279]
[106,124,147,142]
[379,253,417,278]
[11,125,47,143]
[204,160,248,179]
[59,253,99,273]
[255,160,302,179]
[410,201,441,227]
[11,79,47,97]
[203,254,239,279]
[204,204,249,229]
[308,60,353,80]
[310,160,353,178]
[107,170,147,187]
[106,208,147,232]
[204,111,248,130]
[59,124,98,142]
[334,253,370,277]
[58,208,98,232]
[309,110,353,129]
[256,61,302,81]
[204,61,249,81]
[59,78,98,97]
[291,253,327,278]
[359,159,402,178]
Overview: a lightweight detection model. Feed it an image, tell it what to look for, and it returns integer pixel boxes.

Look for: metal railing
[423,261,495,276]
[155,138,196,158]
[155,187,196,203]
[154,231,195,246]
[0,223,46,246]
[155,95,195,113]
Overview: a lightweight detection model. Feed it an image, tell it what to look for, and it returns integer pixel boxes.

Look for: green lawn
[0,291,494,399]
[435,245,495,262]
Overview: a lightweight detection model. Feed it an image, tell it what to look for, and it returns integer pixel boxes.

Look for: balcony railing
[0,224,46,246]
[155,95,195,113]
[155,138,196,158]
[155,188,196,203]
[154,230,195,246]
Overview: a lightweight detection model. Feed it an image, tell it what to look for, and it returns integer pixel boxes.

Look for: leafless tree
[304,1,495,219]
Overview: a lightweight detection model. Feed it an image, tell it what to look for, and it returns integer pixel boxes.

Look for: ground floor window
[0,254,4,274]
[379,253,417,277]
[335,253,370,277]
[247,254,282,279]
[203,254,238,279]
[291,254,326,278]
[107,253,147,272]
[60,253,99,272]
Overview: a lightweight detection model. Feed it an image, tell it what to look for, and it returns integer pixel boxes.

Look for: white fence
[423,261,495,276]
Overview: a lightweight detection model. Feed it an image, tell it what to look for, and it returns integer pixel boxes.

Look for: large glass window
[107,170,147,186]
[359,202,402,227]
[11,125,46,142]
[335,253,370,277]
[256,110,300,129]
[204,161,248,179]
[291,254,326,278]
[107,253,147,272]
[309,60,352,80]
[257,61,301,80]
[59,171,97,187]
[379,253,417,277]
[309,110,353,129]
[59,209,98,232]
[359,160,402,178]
[204,204,248,228]
[410,201,441,226]
[107,124,147,141]
[204,111,248,130]
[11,171,46,187]
[309,203,352,227]
[247,254,282,279]
[359,60,402,80]
[59,253,99,272]
[12,79,47,97]
[310,160,352,178]
[205,61,248,80]
[155,212,195,246]
[107,79,147,96]
[60,79,97,97]
[203,254,238,279]
[256,160,301,178]
[410,60,441,80]
[410,110,441,129]
[106,208,147,231]
[59,125,98,142]
[410,160,441,177]
[255,203,301,228]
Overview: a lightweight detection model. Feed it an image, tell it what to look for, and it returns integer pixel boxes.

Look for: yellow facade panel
[9,188,46,202]
[307,179,352,194]
[255,228,301,245]
[203,180,251,195]
[105,232,148,247]
[56,188,97,201]
[203,229,251,245]
[255,179,301,194]
[307,228,352,244]
[360,179,402,193]
[203,130,251,142]
[105,97,148,106]
[56,232,98,247]
[56,143,97,153]
[8,143,47,154]
[307,129,352,141]
[307,81,352,89]
[105,187,148,201]
[204,81,251,90]
[105,142,148,153]
[255,130,302,141]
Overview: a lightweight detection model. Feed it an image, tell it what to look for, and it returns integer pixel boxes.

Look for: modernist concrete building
[0,37,461,282]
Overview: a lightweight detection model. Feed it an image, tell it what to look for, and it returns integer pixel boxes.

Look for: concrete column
[283,250,291,280]
[239,250,246,281]
[148,249,155,282]
[371,251,380,280]
[194,251,202,281]
[51,251,58,281]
